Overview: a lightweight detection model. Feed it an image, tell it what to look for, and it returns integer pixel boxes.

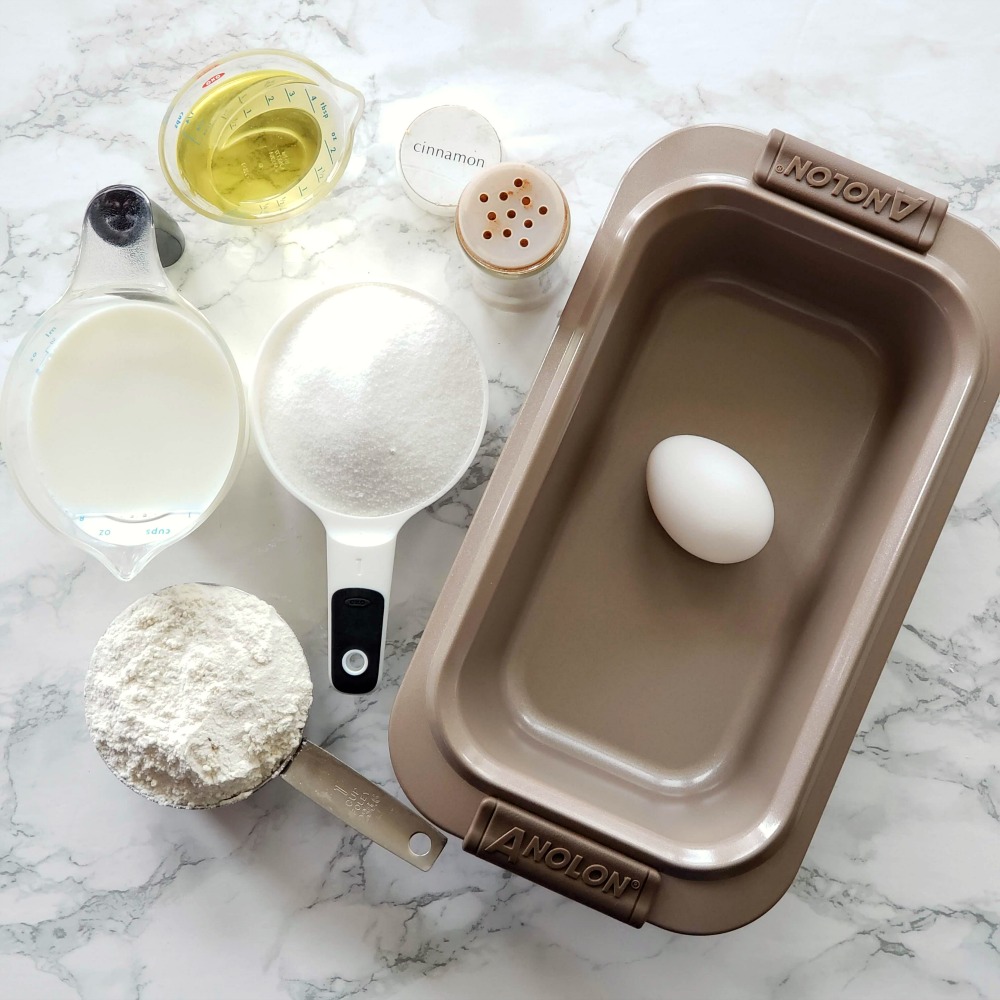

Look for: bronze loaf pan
[389,125,1000,933]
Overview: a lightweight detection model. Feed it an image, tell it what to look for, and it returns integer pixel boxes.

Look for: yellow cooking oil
[176,70,326,216]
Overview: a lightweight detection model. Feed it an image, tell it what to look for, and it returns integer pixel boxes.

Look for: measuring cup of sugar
[86,583,445,870]
[0,186,247,581]
[251,284,488,695]
[159,49,364,224]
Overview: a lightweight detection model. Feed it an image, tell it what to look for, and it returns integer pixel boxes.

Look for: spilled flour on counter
[85,583,313,808]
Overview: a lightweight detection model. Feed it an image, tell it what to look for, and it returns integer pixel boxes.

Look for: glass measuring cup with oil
[159,50,364,224]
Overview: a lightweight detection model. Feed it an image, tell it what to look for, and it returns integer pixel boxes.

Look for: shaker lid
[398,106,503,217]
[456,162,570,276]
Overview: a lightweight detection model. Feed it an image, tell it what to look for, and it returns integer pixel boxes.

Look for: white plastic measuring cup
[251,284,488,694]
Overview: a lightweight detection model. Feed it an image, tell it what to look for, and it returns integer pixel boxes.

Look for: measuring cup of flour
[0,187,247,581]
[251,284,488,695]
[85,583,445,870]
[159,49,364,224]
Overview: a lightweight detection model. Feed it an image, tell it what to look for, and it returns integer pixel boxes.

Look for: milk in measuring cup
[29,301,242,542]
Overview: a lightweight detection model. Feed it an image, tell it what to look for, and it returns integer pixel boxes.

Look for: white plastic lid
[398,106,503,217]
[456,162,570,276]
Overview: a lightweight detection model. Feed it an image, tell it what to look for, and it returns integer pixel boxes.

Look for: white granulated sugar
[257,284,486,517]
[85,584,313,808]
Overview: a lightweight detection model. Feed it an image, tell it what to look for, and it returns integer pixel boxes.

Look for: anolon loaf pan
[389,125,1000,933]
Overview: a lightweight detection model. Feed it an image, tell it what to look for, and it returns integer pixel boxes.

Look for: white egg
[646,435,774,564]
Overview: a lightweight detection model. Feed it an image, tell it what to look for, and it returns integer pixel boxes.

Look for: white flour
[256,284,486,517]
[85,584,313,808]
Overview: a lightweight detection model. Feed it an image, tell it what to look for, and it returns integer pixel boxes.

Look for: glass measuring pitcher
[159,49,365,224]
[0,186,247,581]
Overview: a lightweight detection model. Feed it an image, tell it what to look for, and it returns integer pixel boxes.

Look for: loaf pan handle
[753,129,948,252]
[464,798,660,927]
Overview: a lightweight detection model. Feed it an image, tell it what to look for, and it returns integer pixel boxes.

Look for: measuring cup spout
[68,186,185,297]
[100,542,154,583]
[334,78,365,145]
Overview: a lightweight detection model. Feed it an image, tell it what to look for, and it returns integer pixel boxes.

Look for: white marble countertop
[4,1,1000,997]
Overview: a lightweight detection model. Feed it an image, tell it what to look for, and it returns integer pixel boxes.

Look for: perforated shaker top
[456,163,570,276]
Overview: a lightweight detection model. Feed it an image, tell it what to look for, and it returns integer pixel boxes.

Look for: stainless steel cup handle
[281,740,446,871]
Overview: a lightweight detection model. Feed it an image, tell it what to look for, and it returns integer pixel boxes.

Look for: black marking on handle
[331,588,384,694]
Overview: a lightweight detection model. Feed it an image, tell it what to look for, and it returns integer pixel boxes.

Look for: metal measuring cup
[86,584,445,870]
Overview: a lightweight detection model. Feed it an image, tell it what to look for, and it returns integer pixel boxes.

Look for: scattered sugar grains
[85,584,313,808]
